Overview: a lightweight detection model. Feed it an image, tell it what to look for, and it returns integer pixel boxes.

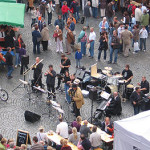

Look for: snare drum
[126,84,134,99]
[82,90,89,98]
[105,85,118,94]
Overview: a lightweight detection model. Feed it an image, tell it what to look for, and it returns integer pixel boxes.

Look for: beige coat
[54,29,63,42]
[41,27,49,41]
[28,0,33,8]
[121,30,133,45]
[73,87,85,109]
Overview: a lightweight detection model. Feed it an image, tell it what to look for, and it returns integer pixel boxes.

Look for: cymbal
[115,74,123,78]
[104,67,112,71]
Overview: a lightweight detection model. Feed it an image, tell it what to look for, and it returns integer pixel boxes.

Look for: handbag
[134,42,140,52]
[53,33,58,38]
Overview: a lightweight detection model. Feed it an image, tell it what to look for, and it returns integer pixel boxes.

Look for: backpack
[128,5,133,14]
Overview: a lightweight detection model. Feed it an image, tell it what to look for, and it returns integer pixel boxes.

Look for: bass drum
[105,85,118,94]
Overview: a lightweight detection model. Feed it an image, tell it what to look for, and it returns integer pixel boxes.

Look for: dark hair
[33,136,38,143]
[80,134,85,140]
[125,64,129,69]
[135,87,140,91]
[109,22,113,27]
[59,117,63,122]
[61,54,66,58]
[92,126,97,132]
[21,43,26,49]
[35,26,39,30]
[125,26,128,29]
[43,24,46,27]
[17,34,21,39]
[49,65,53,68]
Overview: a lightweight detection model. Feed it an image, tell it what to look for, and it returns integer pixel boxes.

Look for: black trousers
[26,2,32,12]
[47,84,55,98]
[34,77,42,88]
[73,102,80,117]
[20,64,28,75]
[42,41,48,51]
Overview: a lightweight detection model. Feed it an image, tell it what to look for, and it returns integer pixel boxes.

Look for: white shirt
[139,29,148,38]
[92,0,99,8]
[37,132,47,142]
[56,122,68,138]
[89,132,102,147]
[47,3,54,13]
[117,27,124,38]
[89,31,96,41]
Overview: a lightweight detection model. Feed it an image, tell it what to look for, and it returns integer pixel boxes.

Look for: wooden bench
[94,148,103,150]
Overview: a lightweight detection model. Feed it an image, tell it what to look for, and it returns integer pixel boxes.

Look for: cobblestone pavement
[0,5,150,143]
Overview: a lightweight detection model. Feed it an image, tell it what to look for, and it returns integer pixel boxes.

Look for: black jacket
[32,63,43,79]
[5,52,13,66]
[101,121,113,135]
[45,70,56,85]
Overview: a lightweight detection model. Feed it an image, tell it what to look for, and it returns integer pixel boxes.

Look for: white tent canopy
[114,111,150,150]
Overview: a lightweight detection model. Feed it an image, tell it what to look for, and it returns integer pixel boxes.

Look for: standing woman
[41,24,50,51]
[53,25,63,53]
[15,34,24,68]
[97,32,108,61]
[26,0,34,12]
[99,17,109,36]
[35,7,41,22]
[100,0,107,18]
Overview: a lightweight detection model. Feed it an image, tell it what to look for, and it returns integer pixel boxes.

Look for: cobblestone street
[0,4,150,143]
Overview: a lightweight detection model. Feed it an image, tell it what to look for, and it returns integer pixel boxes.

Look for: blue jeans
[140,38,146,50]
[81,41,86,55]
[133,105,140,115]
[7,65,14,77]
[48,12,52,24]
[65,84,71,104]
[89,41,95,57]
[92,7,98,18]
[76,59,81,68]
[76,6,80,21]
[15,53,20,66]
[98,50,107,60]
[109,48,118,63]
[33,42,40,54]
[86,17,89,27]
[63,13,68,22]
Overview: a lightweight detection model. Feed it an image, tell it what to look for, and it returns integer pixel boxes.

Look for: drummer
[137,76,149,94]
[122,64,133,85]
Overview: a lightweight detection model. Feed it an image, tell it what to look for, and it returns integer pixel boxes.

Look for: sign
[16,129,31,146]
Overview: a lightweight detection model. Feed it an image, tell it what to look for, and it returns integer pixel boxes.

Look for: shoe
[88,55,91,57]
[7,76,13,79]
[76,66,78,68]
[107,61,112,64]
[15,65,17,68]
[113,62,117,64]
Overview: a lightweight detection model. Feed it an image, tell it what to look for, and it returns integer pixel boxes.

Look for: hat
[39,126,44,130]
[73,79,80,84]
[41,0,46,3]
[72,84,77,88]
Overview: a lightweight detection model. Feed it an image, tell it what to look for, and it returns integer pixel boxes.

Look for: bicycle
[0,87,8,101]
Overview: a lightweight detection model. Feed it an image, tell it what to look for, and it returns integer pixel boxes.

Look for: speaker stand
[87,98,94,124]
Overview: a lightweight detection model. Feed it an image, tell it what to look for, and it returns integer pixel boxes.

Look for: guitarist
[130,87,150,115]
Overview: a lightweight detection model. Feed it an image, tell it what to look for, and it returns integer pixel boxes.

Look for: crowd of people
[0,0,150,149]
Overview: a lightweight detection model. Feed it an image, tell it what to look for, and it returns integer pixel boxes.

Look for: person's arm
[77,140,84,150]
[73,90,83,102]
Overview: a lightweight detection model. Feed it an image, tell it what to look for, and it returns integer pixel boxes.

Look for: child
[139,26,148,51]
[75,46,82,68]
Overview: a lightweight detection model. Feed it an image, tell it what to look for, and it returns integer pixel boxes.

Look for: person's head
[113,92,118,97]
[135,87,140,93]
[33,136,38,143]
[87,1,91,6]
[113,16,118,22]
[58,15,62,20]
[56,25,59,30]
[63,1,67,5]
[36,57,40,64]
[119,23,124,28]
[48,0,52,4]
[35,25,39,30]
[72,127,78,139]
[125,64,129,70]
[49,65,53,71]
[142,76,146,82]
[0,134,3,141]
[143,10,147,14]
[76,116,82,123]
[72,84,77,90]
[20,144,27,150]
[47,146,53,150]
[113,30,117,36]
[63,139,68,146]
[65,70,69,77]
[1,138,7,146]
[69,13,73,18]
[21,43,26,49]
[84,120,88,126]
[109,22,113,27]
[83,26,87,31]
[59,116,63,122]
[105,117,110,124]
[90,27,94,32]
[111,0,115,5]
[61,54,66,60]
[139,4,142,9]
[92,125,97,132]
[7,47,11,52]
[124,11,128,17]
[9,142,15,148]
[70,74,75,80]
[103,17,107,22]
[80,134,85,141]
[17,33,22,39]
[142,26,146,29]
[101,31,107,37]
[124,25,128,30]
[36,7,39,11]
[39,126,44,133]
[32,6,35,10]
[43,24,46,28]
[60,139,64,145]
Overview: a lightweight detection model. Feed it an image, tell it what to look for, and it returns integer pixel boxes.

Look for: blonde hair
[72,127,77,139]
[76,116,82,124]
[47,146,53,150]
[63,139,68,146]
[21,144,27,150]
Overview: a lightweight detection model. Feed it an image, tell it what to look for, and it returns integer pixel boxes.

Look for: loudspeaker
[21,55,29,66]
[89,88,97,101]
[24,111,41,123]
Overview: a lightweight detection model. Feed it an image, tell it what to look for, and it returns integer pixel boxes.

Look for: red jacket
[128,4,136,15]
[61,5,70,15]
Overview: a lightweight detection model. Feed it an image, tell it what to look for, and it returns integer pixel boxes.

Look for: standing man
[32,57,43,88]
[84,1,92,28]
[138,76,149,94]
[88,27,96,59]
[135,4,142,25]
[40,0,46,19]
[100,0,107,18]
[47,0,54,25]
[92,0,99,18]
[71,84,84,117]
[54,0,60,14]
[45,65,56,99]
[54,15,65,32]
[141,10,149,33]
[107,1,115,23]
[5,47,14,79]
[32,26,41,54]
[121,26,133,57]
